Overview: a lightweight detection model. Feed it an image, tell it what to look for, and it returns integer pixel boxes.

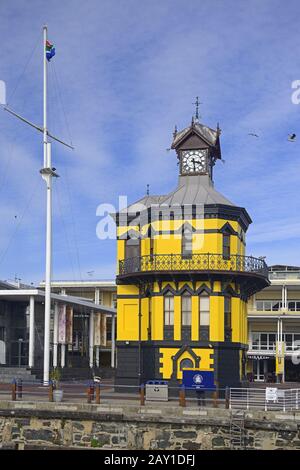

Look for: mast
[3,26,73,385]
[42,24,52,385]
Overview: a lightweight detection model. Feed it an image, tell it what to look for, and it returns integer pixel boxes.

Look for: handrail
[118,253,269,278]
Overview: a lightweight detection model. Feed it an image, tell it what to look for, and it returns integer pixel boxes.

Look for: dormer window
[182,228,193,259]
[223,233,231,260]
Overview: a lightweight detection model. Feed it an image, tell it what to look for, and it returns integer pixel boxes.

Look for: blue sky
[0,0,300,284]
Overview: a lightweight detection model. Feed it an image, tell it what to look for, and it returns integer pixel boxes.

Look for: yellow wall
[159,347,214,380]
[116,216,249,350]
[117,218,246,261]
[210,296,224,342]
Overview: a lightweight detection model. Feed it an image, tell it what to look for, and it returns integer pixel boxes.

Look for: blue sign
[182,370,215,390]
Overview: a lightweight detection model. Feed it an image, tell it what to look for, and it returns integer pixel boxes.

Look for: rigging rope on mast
[0,178,40,269]
[6,31,42,107]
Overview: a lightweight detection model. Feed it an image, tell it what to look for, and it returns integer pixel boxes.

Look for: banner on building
[58,304,66,344]
[66,306,73,345]
[276,341,285,375]
[100,314,107,347]
[94,312,101,346]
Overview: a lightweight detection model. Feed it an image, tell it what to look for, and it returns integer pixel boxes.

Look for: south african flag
[46,40,55,62]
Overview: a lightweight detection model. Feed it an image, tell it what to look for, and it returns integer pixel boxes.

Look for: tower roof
[160,174,234,206]
[171,119,221,158]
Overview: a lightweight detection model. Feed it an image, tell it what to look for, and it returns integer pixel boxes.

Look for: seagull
[288,133,296,142]
[248,133,259,138]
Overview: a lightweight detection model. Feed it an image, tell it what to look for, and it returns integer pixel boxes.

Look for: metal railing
[230,387,300,411]
[0,380,225,408]
[118,253,268,277]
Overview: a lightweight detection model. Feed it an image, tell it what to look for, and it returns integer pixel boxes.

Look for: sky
[0,0,300,285]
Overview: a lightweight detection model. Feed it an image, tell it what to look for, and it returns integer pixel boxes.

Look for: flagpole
[42,24,52,385]
[2,27,73,384]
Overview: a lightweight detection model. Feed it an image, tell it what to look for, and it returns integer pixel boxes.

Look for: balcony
[117,253,269,293]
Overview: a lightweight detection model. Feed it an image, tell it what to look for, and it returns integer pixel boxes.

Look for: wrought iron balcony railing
[118,253,268,278]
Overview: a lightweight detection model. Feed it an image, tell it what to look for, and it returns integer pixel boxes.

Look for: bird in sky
[248,133,259,138]
[288,133,296,142]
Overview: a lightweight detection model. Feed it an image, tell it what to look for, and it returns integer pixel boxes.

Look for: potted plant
[50,368,63,402]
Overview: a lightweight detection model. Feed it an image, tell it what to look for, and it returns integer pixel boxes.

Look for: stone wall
[0,401,300,450]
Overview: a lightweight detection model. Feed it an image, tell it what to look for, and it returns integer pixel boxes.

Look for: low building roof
[0,289,116,315]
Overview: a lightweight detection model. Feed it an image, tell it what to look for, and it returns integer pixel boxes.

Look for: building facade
[0,280,116,379]
[115,116,269,389]
[247,265,300,383]
[46,280,116,369]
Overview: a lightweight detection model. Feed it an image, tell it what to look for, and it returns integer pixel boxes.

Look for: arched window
[164,294,174,326]
[180,358,193,371]
[181,293,192,326]
[199,293,210,327]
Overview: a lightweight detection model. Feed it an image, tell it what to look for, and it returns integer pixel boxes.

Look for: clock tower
[174,116,221,179]
[115,111,269,392]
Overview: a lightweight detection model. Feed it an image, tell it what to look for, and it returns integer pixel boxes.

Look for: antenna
[146,184,150,196]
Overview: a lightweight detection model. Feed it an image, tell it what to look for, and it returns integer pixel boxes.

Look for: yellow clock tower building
[115,114,269,390]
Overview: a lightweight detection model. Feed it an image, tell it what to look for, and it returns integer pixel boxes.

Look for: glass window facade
[181,294,192,326]
[164,295,174,326]
[199,294,210,326]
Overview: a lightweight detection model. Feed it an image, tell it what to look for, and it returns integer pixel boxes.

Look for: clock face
[181,149,208,175]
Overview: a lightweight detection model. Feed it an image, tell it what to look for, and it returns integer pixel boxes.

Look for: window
[199,293,210,327]
[288,301,300,311]
[224,297,231,329]
[255,300,282,311]
[223,234,230,260]
[112,293,117,309]
[0,326,4,341]
[181,294,192,326]
[164,294,174,326]
[182,229,192,259]
[125,239,140,259]
[180,358,193,371]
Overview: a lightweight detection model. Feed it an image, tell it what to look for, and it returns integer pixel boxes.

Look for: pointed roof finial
[146,184,150,196]
[193,96,202,121]
[173,125,177,138]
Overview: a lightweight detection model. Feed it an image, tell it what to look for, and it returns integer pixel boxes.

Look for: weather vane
[193,96,202,121]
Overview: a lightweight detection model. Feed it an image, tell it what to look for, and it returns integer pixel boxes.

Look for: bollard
[225,386,230,409]
[87,383,94,403]
[49,381,54,402]
[140,383,145,406]
[212,390,218,408]
[213,382,219,408]
[87,386,91,403]
[179,385,186,407]
[90,381,95,401]
[11,380,17,401]
[95,384,100,404]
[17,379,22,399]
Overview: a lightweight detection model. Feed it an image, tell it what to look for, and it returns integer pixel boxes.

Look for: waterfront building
[115,115,269,389]
[0,280,115,380]
[247,265,300,382]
